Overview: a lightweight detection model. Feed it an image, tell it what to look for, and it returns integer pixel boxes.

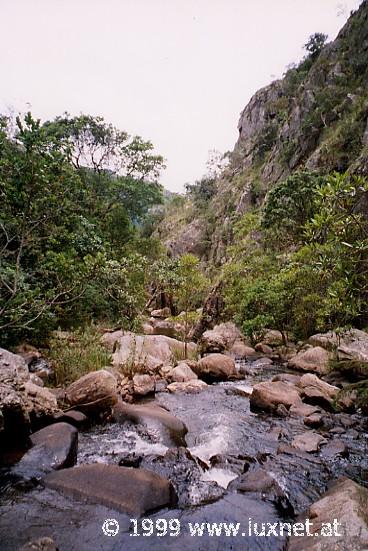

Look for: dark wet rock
[275,404,289,417]
[113,401,187,446]
[118,451,143,468]
[250,380,302,413]
[291,431,327,453]
[209,453,250,475]
[141,447,224,507]
[65,370,118,415]
[288,477,368,550]
[20,537,59,551]
[229,467,294,515]
[320,440,349,459]
[12,422,78,479]
[336,413,359,428]
[195,353,237,382]
[44,463,177,516]
[52,410,89,429]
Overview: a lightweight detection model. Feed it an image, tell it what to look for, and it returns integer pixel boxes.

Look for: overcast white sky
[0,0,363,192]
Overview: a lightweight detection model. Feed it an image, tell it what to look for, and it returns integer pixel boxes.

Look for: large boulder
[195,353,237,382]
[168,362,198,382]
[0,348,59,445]
[113,401,187,446]
[65,370,117,415]
[0,347,29,385]
[288,347,331,375]
[297,373,339,410]
[250,381,302,413]
[12,422,78,479]
[200,323,248,355]
[150,318,184,339]
[44,464,177,516]
[104,333,197,372]
[309,328,368,362]
[288,477,368,550]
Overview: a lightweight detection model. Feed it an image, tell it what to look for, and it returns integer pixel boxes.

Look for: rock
[288,346,331,375]
[99,329,124,351]
[288,478,368,550]
[303,413,324,428]
[168,362,198,382]
[228,342,257,358]
[251,357,273,368]
[255,343,273,356]
[65,370,118,415]
[250,381,302,413]
[272,373,301,385]
[52,410,89,429]
[320,440,349,459]
[141,322,154,335]
[291,431,327,453]
[113,401,187,446]
[0,383,30,445]
[20,537,58,551]
[201,329,226,353]
[195,353,237,382]
[44,463,177,516]
[15,343,41,366]
[309,329,368,363]
[132,374,155,396]
[228,384,253,397]
[261,330,287,346]
[167,380,208,394]
[108,333,197,372]
[0,347,29,385]
[200,323,249,355]
[289,403,322,418]
[229,467,293,515]
[13,422,78,479]
[150,318,183,339]
[24,382,59,423]
[297,373,339,410]
[150,307,171,318]
[29,373,44,387]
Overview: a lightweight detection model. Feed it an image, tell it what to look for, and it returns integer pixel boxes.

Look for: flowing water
[0,361,367,550]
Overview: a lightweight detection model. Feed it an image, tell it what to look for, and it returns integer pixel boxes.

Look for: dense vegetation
[0,112,209,347]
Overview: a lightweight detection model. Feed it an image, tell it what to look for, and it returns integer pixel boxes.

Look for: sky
[0,0,363,192]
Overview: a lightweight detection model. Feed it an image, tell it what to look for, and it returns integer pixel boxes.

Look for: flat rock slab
[12,422,78,479]
[44,464,177,516]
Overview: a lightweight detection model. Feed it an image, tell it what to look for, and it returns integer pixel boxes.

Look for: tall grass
[47,324,111,386]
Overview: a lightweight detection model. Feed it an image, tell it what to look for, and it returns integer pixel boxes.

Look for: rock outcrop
[194,353,237,382]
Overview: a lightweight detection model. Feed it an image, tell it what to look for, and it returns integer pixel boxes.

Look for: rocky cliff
[158,1,368,265]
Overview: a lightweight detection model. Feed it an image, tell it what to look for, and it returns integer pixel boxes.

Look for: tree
[174,254,208,357]
[304,33,328,59]
[262,171,326,246]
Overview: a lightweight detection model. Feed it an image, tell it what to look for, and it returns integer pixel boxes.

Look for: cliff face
[160,1,368,264]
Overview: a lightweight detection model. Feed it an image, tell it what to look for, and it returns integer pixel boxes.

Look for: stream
[0,360,367,550]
